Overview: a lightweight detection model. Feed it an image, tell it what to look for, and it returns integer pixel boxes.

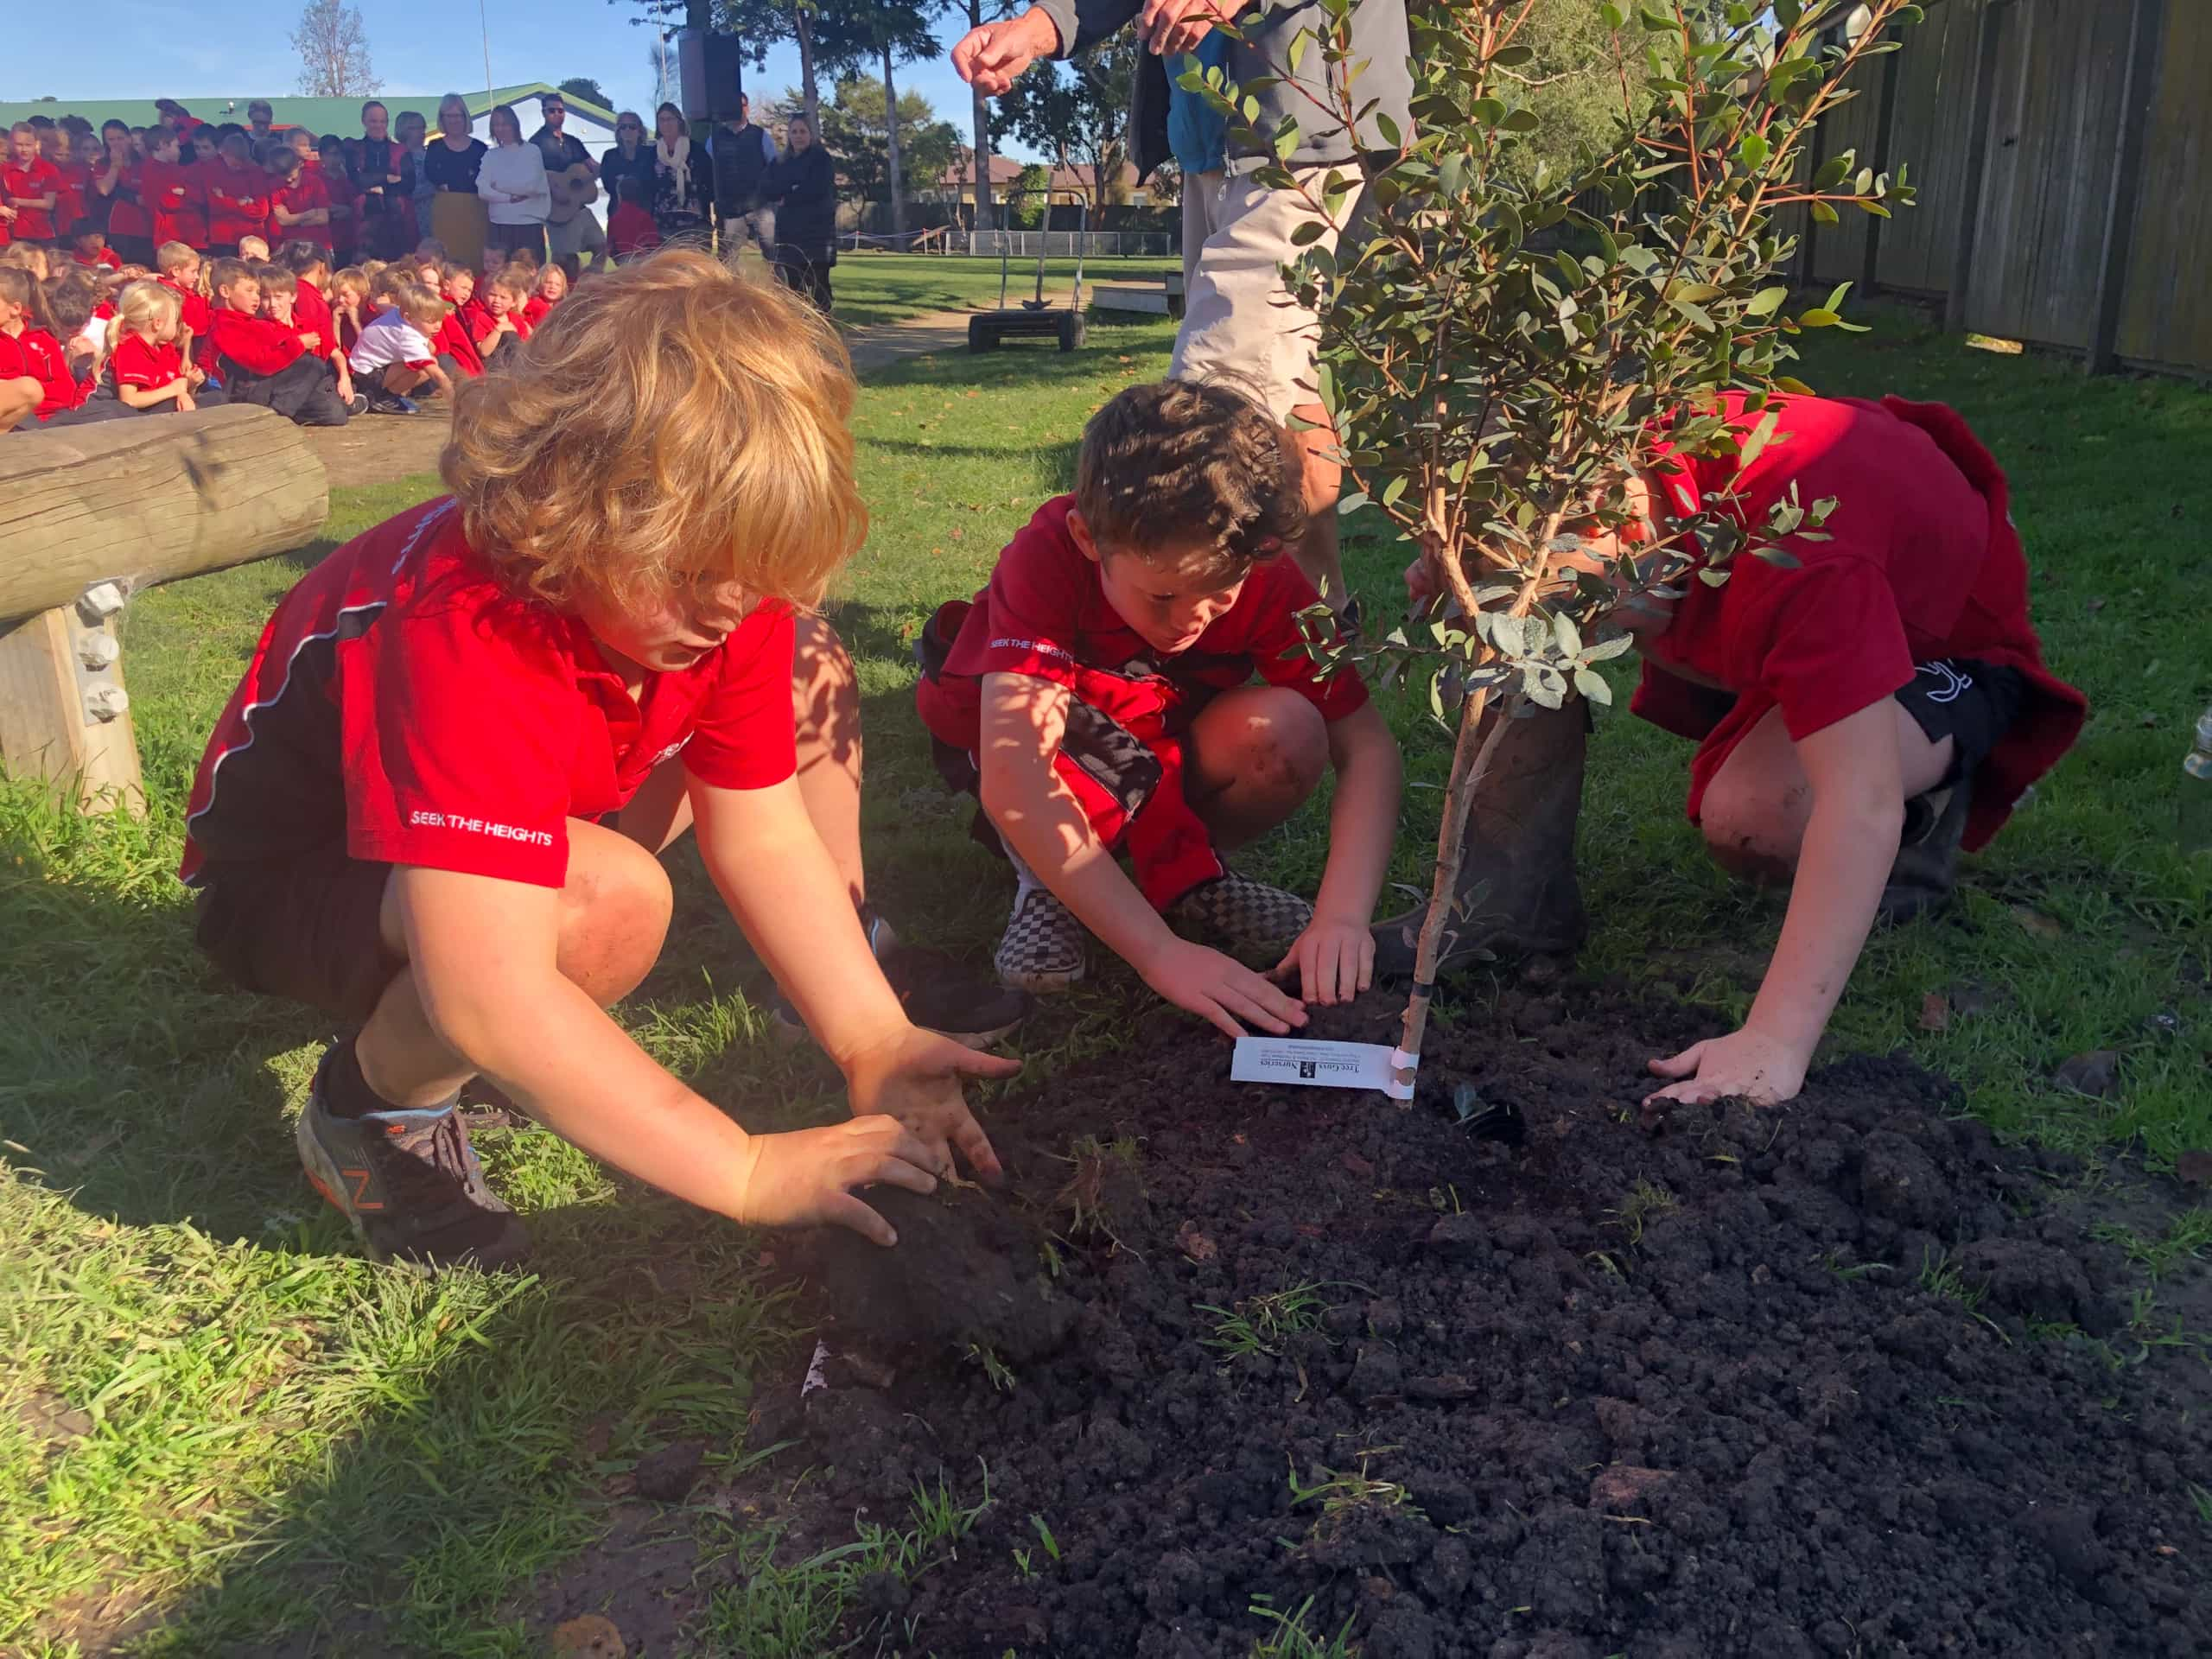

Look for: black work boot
[1878,781,1970,924]
[1371,697,1590,979]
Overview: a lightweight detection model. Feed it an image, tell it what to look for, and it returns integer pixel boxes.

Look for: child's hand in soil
[728,1117,942,1246]
[842,1027,1018,1185]
[1144,937,1306,1039]
[1274,915,1374,1007]
[1644,1026,1808,1109]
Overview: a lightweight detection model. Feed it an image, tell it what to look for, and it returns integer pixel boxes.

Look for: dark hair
[42,270,99,334]
[616,172,651,205]
[282,238,329,274]
[1074,380,1306,578]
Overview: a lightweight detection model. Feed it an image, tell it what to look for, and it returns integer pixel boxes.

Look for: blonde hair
[394,282,448,330]
[442,248,863,613]
[155,240,200,277]
[116,279,182,336]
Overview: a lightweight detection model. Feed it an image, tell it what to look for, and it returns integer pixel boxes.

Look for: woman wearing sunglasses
[601,111,658,210]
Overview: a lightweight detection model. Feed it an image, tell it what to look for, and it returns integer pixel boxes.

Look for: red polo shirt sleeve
[1238,558,1370,721]
[348,592,583,886]
[1733,555,1915,742]
[682,604,798,791]
[111,334,181,391]
[960,499,1091,687]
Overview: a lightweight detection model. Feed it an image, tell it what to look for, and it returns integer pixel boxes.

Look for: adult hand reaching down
[950,7,1064,96]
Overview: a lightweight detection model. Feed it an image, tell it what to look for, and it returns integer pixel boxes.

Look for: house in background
[0,85,616,147]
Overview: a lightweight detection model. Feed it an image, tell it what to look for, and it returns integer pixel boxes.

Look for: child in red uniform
[329,264,369,355]
[92,122,154,266]
[916,380,1405,1032]
[607,174,660,261]
[3,124,64,247]
[202,135,271,257]
[155,241,213,370]
[430,263,484,378]
[0,266,128,429]
[180,250,1020,1269]
[266,150,333,255]
[346,283,453,410]
[521,258,567,327]
[99,278,215,414]
[473,264,532,368]
[43,128,89,245]
[1399,392,2088,1109]
[140,132,203,254]
[206,257,352,425]
[72,231,122,271]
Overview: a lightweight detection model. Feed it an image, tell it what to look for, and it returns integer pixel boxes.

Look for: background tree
[813,75,961,210]
[646,39,679,110]
[1008,160,1051,226]
[290,0,380,98]
[959,1,1014,231]
[559,77,613,109]
[991,34,1136,211]
[1192,0,1919,1072]
[828,1,944,238]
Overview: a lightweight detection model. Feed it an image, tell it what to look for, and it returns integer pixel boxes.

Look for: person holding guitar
[532,93,607,273]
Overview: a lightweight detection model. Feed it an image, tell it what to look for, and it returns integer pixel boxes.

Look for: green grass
[829,250,1179,327]
[2,279,2209,1654]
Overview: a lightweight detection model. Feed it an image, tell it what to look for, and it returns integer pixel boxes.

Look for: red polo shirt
[200,160,270,246]
[2,157,64,242]
[915,494,1369,752]
[1631,393,2086,850]
[181,497,798,889]
[96,156,150,242]
[111,333,184,393]
[141,159,203,249]
[207,305,304,376]
[270,172,332,251]
[0,324,81,418]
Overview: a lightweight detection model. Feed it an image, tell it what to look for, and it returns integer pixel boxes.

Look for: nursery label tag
[1231,1038,1415,1099]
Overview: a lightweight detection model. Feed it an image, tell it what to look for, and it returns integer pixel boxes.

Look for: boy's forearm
[429,968,759,1218]
[1746,795,1899,1056]
[984,760,1179,972]
[1312,712,1402,925]
[692,775,909,1068]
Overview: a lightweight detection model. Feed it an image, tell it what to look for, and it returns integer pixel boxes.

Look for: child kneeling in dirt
[181,249,1027,1272]
[915,379,1403,1037]
[1394,391,2086,1109]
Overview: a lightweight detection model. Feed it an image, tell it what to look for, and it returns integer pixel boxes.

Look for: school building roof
[0,85,617,140]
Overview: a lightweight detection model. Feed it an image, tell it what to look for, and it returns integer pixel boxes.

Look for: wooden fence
[1788,0,2208,378]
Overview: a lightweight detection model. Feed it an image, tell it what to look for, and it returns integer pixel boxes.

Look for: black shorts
[1895,658,2025,785]
[193,849,403,1026]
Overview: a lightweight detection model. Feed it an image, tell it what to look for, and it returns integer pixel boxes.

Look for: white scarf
[656,134,692,213]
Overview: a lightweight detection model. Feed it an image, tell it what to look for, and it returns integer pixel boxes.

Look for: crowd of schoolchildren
[0,104,592,435]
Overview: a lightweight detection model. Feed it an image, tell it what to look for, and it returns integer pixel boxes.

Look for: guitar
[547,161,600,226]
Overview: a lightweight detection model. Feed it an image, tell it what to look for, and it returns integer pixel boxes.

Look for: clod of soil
[807,1181,1076,1362]
[630,1440,704,1504]
[782,984,2212,1657]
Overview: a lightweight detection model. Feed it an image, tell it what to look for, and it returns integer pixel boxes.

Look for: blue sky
[3,0,1029,156]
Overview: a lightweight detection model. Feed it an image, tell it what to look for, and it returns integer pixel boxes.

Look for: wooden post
[0,598,142,815]
[1945,0,2012,334]
[2084,0,2165,375]
[0,406,327,816]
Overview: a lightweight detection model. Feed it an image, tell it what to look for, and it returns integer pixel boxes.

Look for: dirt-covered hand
[726,1117,941,1247]
[1274,915,1373,1007]
[842,1026,1018,1185]
[1143,936,1306,1039]
[1643,1027,1808,1109]
[1139,0,1237,55]
[951,9,1059,96]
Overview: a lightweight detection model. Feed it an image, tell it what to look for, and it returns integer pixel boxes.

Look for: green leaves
[1745,285,1789,318]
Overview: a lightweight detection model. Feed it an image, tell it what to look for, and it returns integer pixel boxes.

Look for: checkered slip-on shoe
[1167,872,1314,953]
[994,886,1088,992]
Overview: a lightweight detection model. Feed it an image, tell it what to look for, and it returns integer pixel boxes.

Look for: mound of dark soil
[784,985,2211,1658]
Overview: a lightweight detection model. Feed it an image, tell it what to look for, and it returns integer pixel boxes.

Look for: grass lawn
[3,296,2209,1656]
[829,251,1178,327]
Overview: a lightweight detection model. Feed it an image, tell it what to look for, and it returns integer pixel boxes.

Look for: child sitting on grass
[915,379,1404,1036]
[346,281,453,412]
[180,248,1020,1271]
[1398,391,2087,1109]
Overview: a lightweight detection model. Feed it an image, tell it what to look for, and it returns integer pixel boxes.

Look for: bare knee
[1233,690,1328,804]
[1699,779,1803,887]
[0,377,40,433]
[557,831,673,1005]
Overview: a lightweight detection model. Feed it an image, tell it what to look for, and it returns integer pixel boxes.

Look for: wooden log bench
[0,406,330,814]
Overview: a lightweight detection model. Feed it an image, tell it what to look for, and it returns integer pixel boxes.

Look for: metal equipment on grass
[969,194,1088,354]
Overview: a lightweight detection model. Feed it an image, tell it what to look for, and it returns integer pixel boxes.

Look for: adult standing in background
[478,104,550,264]
[395,108,435,242]
[424,93,490,270]
[245,101,276,150]
[648,103,713,246]
[531,92,607,271]
[601,111,657,209]
[952,0,1412,617]
[352,99,416,260]
[708,92,778,263]
[766,113,836,312]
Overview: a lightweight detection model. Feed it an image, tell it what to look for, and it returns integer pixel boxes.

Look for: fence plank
[1877,0,1982,296]
[2115,3,2212,374]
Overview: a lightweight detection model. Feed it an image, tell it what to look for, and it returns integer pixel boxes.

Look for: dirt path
[299,308,982,493]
